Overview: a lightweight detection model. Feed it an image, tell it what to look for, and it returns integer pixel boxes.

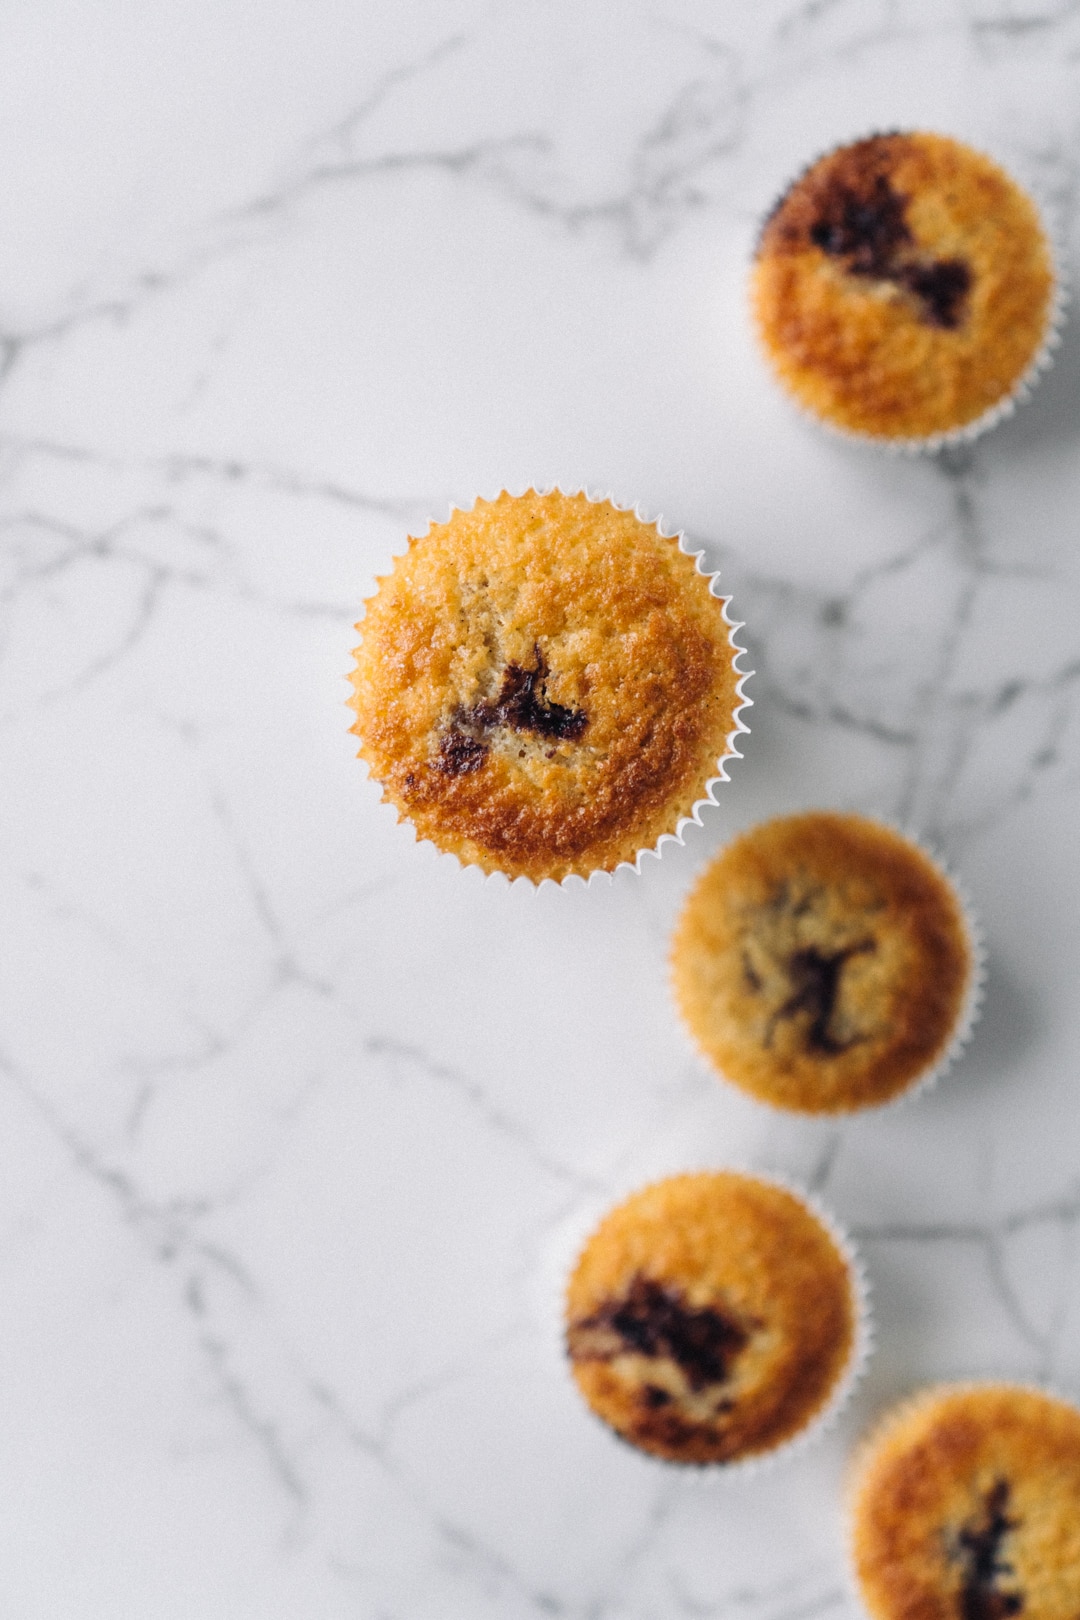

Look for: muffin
[849,1384,1080,1620]
[348,490,747,883]
[564,1171,863,1466]
[671,812,978,1114]
[752,132,1058,445]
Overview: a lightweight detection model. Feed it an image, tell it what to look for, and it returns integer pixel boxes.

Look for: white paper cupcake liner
[349,485,752,888]
[551,1166,873,1482]
[843,1379,1080,1614]
[751,131,1068,456]
[669,810,986,1118]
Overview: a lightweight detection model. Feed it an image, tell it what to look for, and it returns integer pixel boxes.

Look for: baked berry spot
[434,645,588,775]
[954,1480,1024,1620]
[567,1275,754,1391]
[433,730,489,775]
[810,168,972,329]
[810,173,912,276]
[477,646,588,741]
[897,257,972,330]
[768,939,876,1055]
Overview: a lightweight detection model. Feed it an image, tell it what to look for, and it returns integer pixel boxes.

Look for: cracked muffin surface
[349,490,743,882]
[849,1385,1080,1620]
[671,812,975,1114]
[564,1172,858,1465]
[752,132,1055,442]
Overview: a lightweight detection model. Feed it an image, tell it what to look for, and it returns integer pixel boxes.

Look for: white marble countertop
[3,2,1080,1614]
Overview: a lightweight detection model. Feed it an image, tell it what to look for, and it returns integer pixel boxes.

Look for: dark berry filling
[476,647,588,741]
[810,173,912,277]
[567,1274,754,1391]
[953,1480,1024,1620]
[641,1384,672,1408]
[433,730,489,775]
[810,166,972,329]
[435,645,587,774]
[896,257,972,330]
[767,939,876,1055]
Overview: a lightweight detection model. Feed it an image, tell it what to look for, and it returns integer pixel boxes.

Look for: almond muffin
[671,812,978,1114]
[349,491,746,882]
[752,133,1057,445]
[849,1384,1080,1620]
[565,1171,863,1466]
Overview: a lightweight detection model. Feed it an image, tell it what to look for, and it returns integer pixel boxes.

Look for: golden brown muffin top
[850,1385,1080,1620]
[752,132,1055,442]
[349,491,744,883]
[565,1172,858,1465]
[671,812,975,1114]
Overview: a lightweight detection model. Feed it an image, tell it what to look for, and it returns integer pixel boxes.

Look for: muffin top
[349,491,744,883]
[565,1172,859,1465]
[850,1385,1080,1620]
[671,812,975,1114]
[752,132,1056,442]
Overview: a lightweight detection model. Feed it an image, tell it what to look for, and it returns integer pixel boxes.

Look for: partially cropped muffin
[752,132,1057,444]
[349,490,746,883]
[671,812,978,1114]
[849,1384,1080,1620]
[564,1171,863,1465]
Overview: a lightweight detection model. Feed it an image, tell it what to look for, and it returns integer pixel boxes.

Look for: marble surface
[3,2,1080,1614]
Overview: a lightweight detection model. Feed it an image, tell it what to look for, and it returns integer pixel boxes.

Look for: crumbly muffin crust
[565,1172,858,1465]
[850,1385,1080,1620]
[752,133,1056,442]
[671,813,974,1114]
[349,491,743,882]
